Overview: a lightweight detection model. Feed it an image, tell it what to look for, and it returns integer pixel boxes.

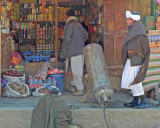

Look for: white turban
[126,11,140,21]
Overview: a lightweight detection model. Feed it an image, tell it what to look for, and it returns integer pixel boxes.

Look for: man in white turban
[121,11,150,108]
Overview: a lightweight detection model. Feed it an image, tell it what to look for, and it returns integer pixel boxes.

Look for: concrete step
[0,107,160,128]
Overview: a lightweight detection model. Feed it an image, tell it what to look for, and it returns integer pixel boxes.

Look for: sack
[3,74,25,83]
[32,86,48,97]
[2,82,30,97]
[30,94,73,128]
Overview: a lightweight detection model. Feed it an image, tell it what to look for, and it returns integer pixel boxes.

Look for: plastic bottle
[38,78,43,87]
[30,78,34,89]
[48,77,52,85]
[52,77,56,86]
[34,78,38,88]
[28,77,32,86]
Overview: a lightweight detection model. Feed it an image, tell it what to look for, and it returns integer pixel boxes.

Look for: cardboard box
[143,16,156,30]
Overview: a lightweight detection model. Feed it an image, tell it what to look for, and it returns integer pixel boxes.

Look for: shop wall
[1,33,11,70]
[103,0,151,89]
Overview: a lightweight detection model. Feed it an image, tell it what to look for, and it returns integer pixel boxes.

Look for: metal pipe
[83,43,114,107]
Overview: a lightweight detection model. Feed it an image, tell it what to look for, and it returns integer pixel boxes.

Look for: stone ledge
[0,108,160,128]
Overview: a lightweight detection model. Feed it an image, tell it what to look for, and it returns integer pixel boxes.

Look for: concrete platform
[1,107,160,128]
[0,91,160,128]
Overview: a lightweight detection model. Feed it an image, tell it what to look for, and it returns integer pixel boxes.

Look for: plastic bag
[35,62,52,80]
[48,68,64,75]
[2,82,30,98]
[11,51,22,66]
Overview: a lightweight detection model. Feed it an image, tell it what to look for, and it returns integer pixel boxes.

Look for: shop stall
[0,0,104,97]
[0,0,12,96]
[142,0,160,98]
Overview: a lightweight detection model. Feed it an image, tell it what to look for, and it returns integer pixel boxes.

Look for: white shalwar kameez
[121,59,144,96]
[70,55,84,91]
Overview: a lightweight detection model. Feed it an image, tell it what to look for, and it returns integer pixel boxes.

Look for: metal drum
[83,43,114,107]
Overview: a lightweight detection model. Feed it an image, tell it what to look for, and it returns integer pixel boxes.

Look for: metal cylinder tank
[83,43,113,106]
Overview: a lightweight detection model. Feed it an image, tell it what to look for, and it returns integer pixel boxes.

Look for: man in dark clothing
[61,9,88,96]
[121,11,150,108]
[82,21,88,46]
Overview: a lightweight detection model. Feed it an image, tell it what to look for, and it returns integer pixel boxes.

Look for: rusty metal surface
[83,43,113,104]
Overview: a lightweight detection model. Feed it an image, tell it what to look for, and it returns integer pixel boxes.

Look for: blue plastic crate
[25,55,50,63]
[21,51,34,56]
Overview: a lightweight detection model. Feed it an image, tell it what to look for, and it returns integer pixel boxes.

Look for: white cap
[126,11,140,21]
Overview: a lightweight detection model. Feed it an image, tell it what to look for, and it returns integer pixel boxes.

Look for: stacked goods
[37,6,54,21]
[36,22,54,53]
[143,16,156,30]
[148,30,160,52]
[20,44,36,52]
[24,4,37,21]
[58,7,69,22]
[71,0,85,4]
[27,28,36,38]
[3,70,24,77]
[36,44,54,53]
[38,0,54,4]
[10,4,20,21]
[156,16,160,30]
[143,30,160,92]
[3,70,26,83]
[11,22,36,30]
[59,0,71,3]
[20,0,36,3]
[57,39,61,51]
[36,23,54,39]
[58,26,64,39]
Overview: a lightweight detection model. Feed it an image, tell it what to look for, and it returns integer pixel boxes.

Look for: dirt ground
[83,89,160,108]
[0,87,160,109]
[1,62,159,109]
[64,75,160,108]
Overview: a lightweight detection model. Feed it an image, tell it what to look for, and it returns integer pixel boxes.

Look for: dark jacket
[121,21,150,85]
[61,19,88,58]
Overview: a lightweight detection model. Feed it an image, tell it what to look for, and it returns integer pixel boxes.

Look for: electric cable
[103,106,109,128]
